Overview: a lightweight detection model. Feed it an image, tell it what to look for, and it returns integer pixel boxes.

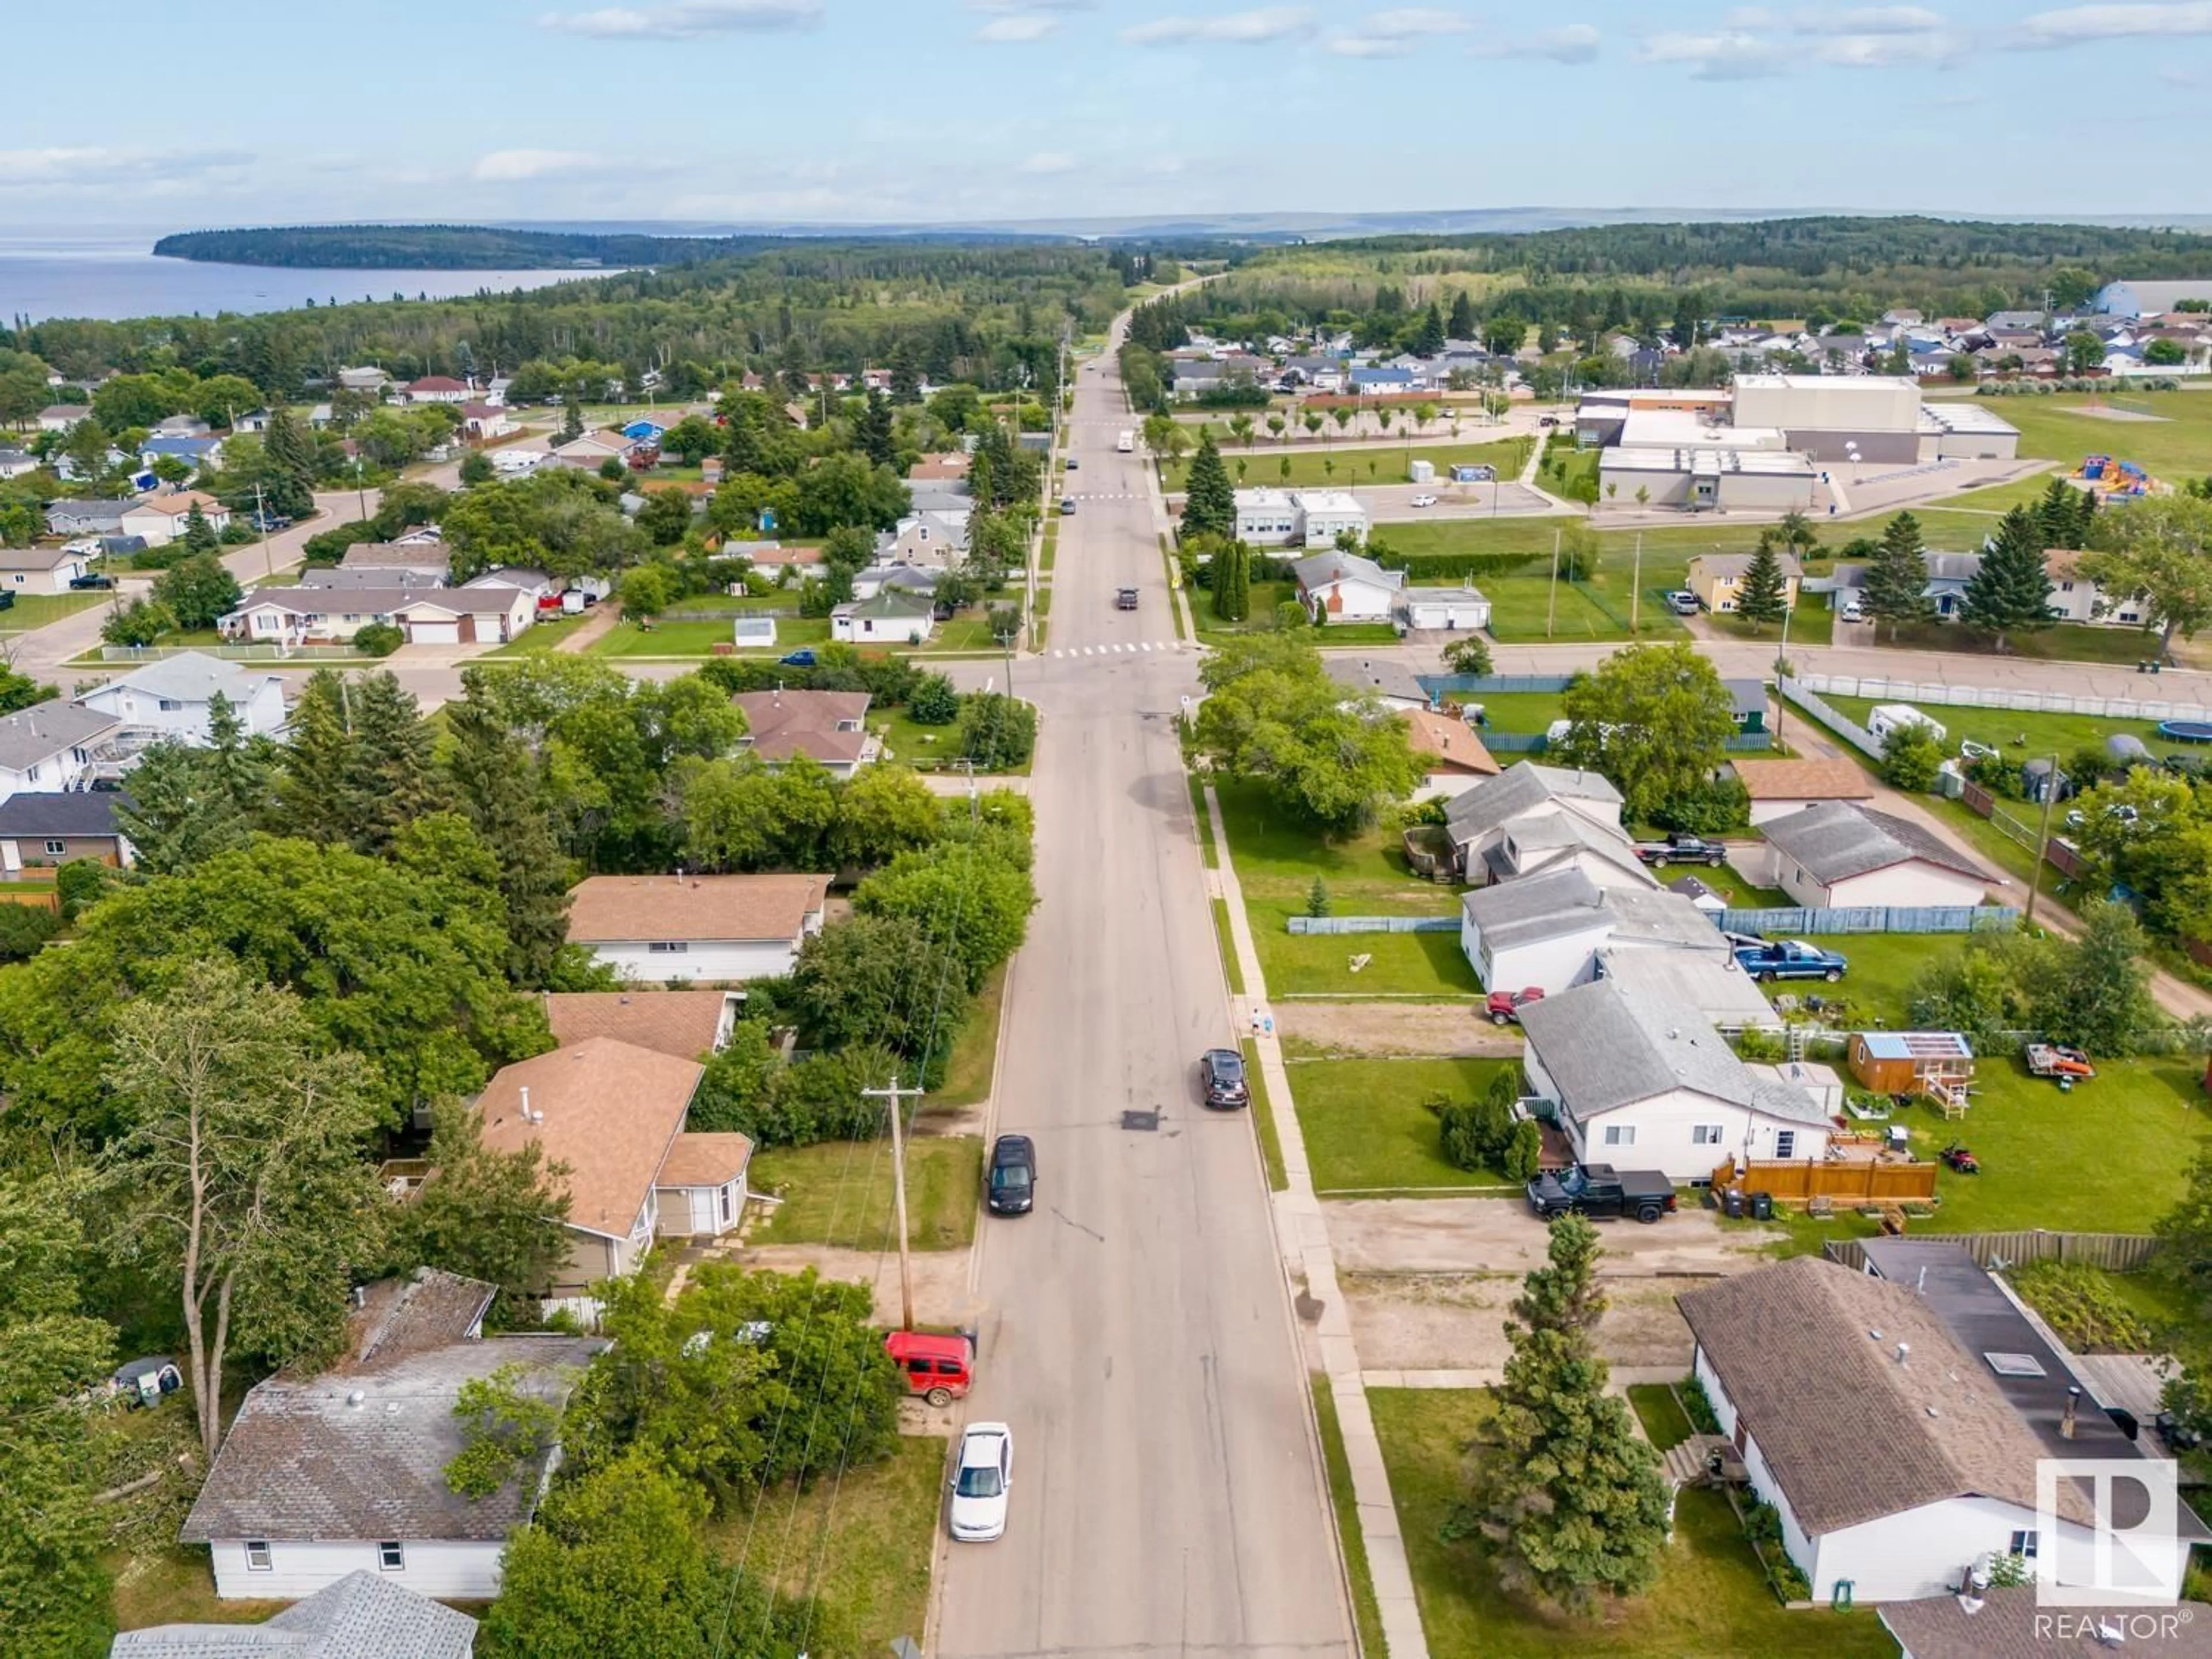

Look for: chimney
[2063,1385,2080,1439]
[1895,1342,1910,1366]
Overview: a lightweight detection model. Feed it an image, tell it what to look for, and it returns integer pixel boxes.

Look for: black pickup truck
[1526,1163,1677,1224]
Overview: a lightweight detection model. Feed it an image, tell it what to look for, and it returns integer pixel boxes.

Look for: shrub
[353,621,404,657]
[1680,1377,1721,1434]
[907,672,960,726]
[1877,719,1944,792]
[0,903,60,960]
[2009,1261,2155,1353]
[1771,1560,1812,1603]
[54,859,111,922]
[1503,1118,1541,1183]
[1652,777,1750,835]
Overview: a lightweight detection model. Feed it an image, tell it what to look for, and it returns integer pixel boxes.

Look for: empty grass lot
[1283,1056,1514,1194]
[1213,779,1476,997]
[748,1135,982,1251]
[1161,435,1524,493]
[1369,1389,1897,1658]
[1819,693,2207,768]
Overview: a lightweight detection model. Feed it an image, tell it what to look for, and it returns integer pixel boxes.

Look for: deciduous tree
[151,552,242,630]
[396,1103,572,1324]
[1194,632,1419,831]
[2082,494,2212,658]
[1554,642,1737,821]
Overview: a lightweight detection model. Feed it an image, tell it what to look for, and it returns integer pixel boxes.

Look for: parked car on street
[1733,939,1848,983]
[1198,1048,1250,1109]
[1059,498,1077,516]
[887,1329,974,1406]
[948,1422,1014,1541]
[987,1134,1036,1215]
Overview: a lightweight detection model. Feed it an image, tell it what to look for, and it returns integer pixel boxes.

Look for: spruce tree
[1447,289,1477,343]
[1413,301,1446,355]
[444,692,574,986]
[560,393,585,442]
[1480,1214,1669,1613]
[857,390,897,468]
[181,501,220,556]
[1862,510,1936,641]
[2035,475,2094,549]
[1181,429,1236,541]
[1960,505,2057,652]
[1734,535,1790,631]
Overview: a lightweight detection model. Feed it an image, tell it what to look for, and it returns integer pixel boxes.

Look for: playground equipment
[2160,719,2212,744]
[2080,454,2162,498]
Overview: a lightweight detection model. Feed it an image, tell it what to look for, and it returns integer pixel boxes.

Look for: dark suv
[1199,1048,1250,1110]
[987,1134,1036,1216]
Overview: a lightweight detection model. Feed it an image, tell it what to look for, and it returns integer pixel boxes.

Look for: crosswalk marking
[1044,639,1188,660]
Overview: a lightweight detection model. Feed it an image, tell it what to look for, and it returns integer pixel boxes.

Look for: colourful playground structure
[2079,454,2167,497]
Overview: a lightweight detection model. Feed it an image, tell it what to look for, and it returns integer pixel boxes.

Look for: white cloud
[1638,29,1786,77]
[1474,22,1601,61]
[1793,5,1944,31]
[538,0,821,40]
[1018,150,1079,173]
[472,149,601,181]
[967,0,1093,9]
[1122,7,1316,46]
[1328,7,1471,55]
[977,13,1059,38]
[0,147,253,189]
[1811,28,1959,63]
[1725,5,1776,22]
[2010,1,2212,44]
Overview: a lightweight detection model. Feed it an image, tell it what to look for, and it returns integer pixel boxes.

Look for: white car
[1409,493,1438,507]
[948,1421,1013,1541]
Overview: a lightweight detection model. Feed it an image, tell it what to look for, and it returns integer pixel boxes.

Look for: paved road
[929,337,1353,1656]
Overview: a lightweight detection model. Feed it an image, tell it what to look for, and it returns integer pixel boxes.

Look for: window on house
[245,1541,272,1571]
[25,764,39,782]
[719,1185,732,1223]
[1603,1125,1636,1147]
[647,941,690,954]
[1692,1124,1724,1146]
[2010,1529,2038,1558]
[1775,1131,1797,1160]
[158,698,185,711]
[378,1540,404,1571]
[43,840,67,856]
[2060,581,2075,593]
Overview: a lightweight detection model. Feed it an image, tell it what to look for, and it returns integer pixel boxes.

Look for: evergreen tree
[1960,505,2058,651]
[1479,1214,1669,1613]
[1862,510,1936,640]
[1412,301,1447,355]
[181,501,220,556]
[856,389,897,468]
[560,393,584,442]
[1211,539,1249,623]
[1446,289,1477,343]
[444,689,574,986]
[1181,428,1236,540]
[264,405,316,491]
[889,339,922,403]
[1734,536,1790,631]
[2035,474,2093,548]
[276,669,443,854]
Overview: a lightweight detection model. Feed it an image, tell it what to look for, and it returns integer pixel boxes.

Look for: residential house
[1722,679,1771,734]
[1404,707,1500,798]
[1232,487,1301,548]
[297,566,446,594]
[0,790,132,875]
[221,588,404,646]
[112,1570,476,1657]
[179,1268,604,1600]
[1677,1253,2201,1604]
[566,871,830,983]
[1687,551,1802,615]
[1291,550,1402,623]
[464,565,554,599]
[621,414,676,444]
[2045,548,2150,626]
[392,585,536,646]
[1396,585,1491,632]
[0,544,91,592]
[1519,979,1828,1178]
[1726,757,1875,825]
[548,431,635,471]
[404,376,471,403]
[0,700,119,794]
[732,688,880,777]
[1879,1588,2209,1657]
[1321,657,1429,711]
[459,402,514,440]
[908,453,971,483]
[1349,366,1416,395]
[475,1039,753,1288]
[76,652,289,742]
[139,434,226,474]
[339,541,452,583]
[1442,761,1647,889]
[1756,800,1998,909]
[119,491,231,548]
[490,444,547,476]
[831,589,935,645]
[37,404,89,431]
[734,543,822,574]
[876,509,971,569]
[1294,490,1368,548]
[231,408,273,433]
[0,448,39,480]
[543,988,743,1061]
[335,366,390,394]
[849,564,945,604]
[44,499,133,538]
[906,481,973,516]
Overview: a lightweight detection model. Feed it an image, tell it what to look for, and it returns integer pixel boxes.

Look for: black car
[69,573,115,590]
[1199,1048,1250,1110]
[987,1134,1036,1215]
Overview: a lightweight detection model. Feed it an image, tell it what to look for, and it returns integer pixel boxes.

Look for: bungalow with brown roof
[1725,757,1876,826]
[566,872,829,983]
[543,988,741,1060]
[907,452,972,482]
[1406,707,1499,799]
[732,688,880,778]
[119,491,231,548]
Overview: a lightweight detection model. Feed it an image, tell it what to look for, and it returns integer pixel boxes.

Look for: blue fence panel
[1481,732,1549,753]
[1714,904,2019,937]
[1418,673,1577,699]
[1287,915,1461,935]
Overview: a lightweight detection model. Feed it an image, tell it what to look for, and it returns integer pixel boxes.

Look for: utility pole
[1546,527,1560,638]
[253,482,274,579]
[1771,604,1796,748]
[1630,531,1643,634]
[2025,753,2062,928]
[862,1075,927,1331]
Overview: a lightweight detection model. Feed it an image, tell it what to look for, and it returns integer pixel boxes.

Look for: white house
[179,1268,604,1601]
[1443,762,1650,891]
[831,589,936,645]
[1677,1255,2192,1605]
[1727,757,1876,827]
[548,431,635,470]
[0,449,36,481]
[1291,550,1404,623]
[1404,707,1501,799]
[37,404,89,432]
[475,1038,752,1292]
[459,401,514,440]
[876,509,971,568]
[2044,548,2152,627]
[566,872,829,984]
[119,491,231,548]
[0,700,119,794]
[404,376,472,404]
[1518,978,1828,1179]
[77,653,289,743]
[0,544,90,593]
[394,585,537,646]
[490,443,547,476]
[1233,487,1301,548]
[1757,800,1997,910]
[1396,585,1491,632]
[1293,489,1368,548]
[1460,867,1621,994]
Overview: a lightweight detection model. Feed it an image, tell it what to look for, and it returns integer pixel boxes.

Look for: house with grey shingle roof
[1441,761,1648,891]
[1756,800,1998,910]
[110,1569,476,1657]
[1517,977,1825,1178]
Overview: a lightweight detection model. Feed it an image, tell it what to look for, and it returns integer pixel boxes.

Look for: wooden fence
[1822,1230,2161,1274]
[1712,1158,1938,1204]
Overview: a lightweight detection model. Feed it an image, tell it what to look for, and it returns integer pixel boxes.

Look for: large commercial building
[1230,487,1369,548]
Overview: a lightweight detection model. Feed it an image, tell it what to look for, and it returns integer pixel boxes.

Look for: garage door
[408,620,461,646]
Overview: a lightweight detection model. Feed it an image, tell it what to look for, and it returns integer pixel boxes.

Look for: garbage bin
[1751,1191,1774,1221]
[1723,1187,1746,1220]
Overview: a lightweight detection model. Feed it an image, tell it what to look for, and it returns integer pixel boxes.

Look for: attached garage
[405,615,462,646]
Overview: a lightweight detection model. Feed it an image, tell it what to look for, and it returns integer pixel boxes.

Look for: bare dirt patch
[1326,1196,1781,1277]
[1342,1270,1699,1372]
[741,1243,978,1329]
[1275,999,1516,1059]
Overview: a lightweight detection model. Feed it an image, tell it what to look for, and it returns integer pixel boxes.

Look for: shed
[1408,458,1435,483]
[1847,1030,1974,1097]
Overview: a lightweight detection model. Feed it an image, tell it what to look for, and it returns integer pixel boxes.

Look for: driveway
[1327,1196,1782,1276]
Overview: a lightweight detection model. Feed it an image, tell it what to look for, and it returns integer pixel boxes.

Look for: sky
[4,0,2212,232]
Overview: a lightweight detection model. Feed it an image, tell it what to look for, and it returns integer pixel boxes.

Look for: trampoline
[2158,720,2212,744]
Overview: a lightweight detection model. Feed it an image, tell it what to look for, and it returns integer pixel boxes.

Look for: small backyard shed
[1847,1031,1974,1104]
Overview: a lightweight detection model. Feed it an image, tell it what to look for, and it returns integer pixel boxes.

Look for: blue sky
[5,1,2211,229]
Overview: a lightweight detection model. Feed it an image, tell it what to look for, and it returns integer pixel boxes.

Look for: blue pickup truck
[1734,940,1848,983]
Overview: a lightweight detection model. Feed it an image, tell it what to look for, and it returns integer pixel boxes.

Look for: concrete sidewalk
[1205,782,1430,1659]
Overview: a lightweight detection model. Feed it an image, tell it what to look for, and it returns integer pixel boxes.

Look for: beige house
[566,872,830,983]
[1686,551,1802,615]
[1726,757,1876,827]
[120,490,232,548]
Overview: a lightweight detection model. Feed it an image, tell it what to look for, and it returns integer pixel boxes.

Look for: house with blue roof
[139,434,226,472]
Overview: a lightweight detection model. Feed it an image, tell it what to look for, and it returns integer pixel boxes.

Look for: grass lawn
[1821,693,2207,768]
[1190,775,1218,868]
[1627,1382,1695,1452]
[749,1135,983,1251]
[1311,1376,1388,1657]
[111,1548,287,1634]
[0,590,111,632]
[1212,898,1245,997]
[1369,1388,1897,1658]
[1213,778,1476,998]
[930,965,1005,1111]
[482,611,594,655]
[1988,389,2212,487]
[1194,579,1293,637]
[1761,930,1962,1029]
[1245,1037,1288,1191]
[588,616,834,658]
[1450,690,1567,734]
[1162,435,1525,493]
[1707,604,1835,647]
[1283,1057,1515,1194]
[1869,617,2173,667]
[706,1434,941,1659]
[1692,861,1793,909]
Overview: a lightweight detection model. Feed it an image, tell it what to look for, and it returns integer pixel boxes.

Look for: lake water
[0,229,604,323]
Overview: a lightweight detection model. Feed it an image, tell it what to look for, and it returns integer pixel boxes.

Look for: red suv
[885,1330,974,1406]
